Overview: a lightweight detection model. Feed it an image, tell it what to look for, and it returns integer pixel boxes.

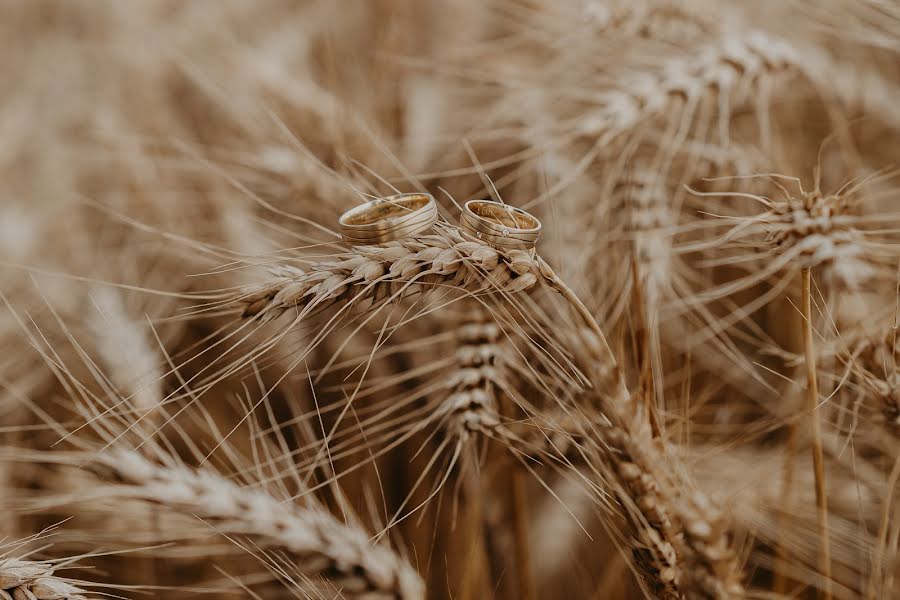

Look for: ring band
[460,200,542,250]
[339,193,438,244]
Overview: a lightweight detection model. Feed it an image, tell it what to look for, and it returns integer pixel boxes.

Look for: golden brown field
[2,1,900,599]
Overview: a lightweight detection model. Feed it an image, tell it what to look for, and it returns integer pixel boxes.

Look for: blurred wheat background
[2,1,900,599]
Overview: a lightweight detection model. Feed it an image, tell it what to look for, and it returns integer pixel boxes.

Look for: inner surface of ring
[344,194,429,225]
[469,202,537,230]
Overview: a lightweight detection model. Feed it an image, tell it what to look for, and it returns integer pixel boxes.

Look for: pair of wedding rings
[338,193,542,250]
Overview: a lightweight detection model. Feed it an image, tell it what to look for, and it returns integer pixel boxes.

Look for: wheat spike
[236,227,544,322]
[575,30,797,142]
[82,449,424,600]
[502,402,746,599]
[0,560,88,600]
[436,315,512,440]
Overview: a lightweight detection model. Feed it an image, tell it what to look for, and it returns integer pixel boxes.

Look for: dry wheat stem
[80,449,425,600]
[0,559,88,600]
[801,268,833,600]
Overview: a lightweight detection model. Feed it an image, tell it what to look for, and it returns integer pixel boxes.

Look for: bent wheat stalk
[236,226,607,338]
[801,267,833,599]
[229,226,618,395]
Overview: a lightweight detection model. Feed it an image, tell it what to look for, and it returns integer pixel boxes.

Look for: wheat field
[2,1,900,599]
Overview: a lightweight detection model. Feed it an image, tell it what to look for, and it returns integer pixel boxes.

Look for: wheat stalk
[230,225,616,393]
[801,266,833,599]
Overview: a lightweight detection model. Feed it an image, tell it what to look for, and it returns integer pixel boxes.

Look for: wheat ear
[233,226,616,384]
[695,179,868,595]
[577,30,797,143]
[584,0,715,41]
[237,228,542,322]
[847,326,900,433]
[0,559,89,600]
[505,405,745,599]
[84,449,424,600]
[437,316,510,440]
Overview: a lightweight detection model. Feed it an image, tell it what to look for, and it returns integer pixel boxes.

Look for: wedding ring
[339,193,438,244]
[460,200,542,250]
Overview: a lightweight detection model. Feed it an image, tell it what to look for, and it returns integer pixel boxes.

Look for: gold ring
[460,200,541,250]
[339,193,438,244]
